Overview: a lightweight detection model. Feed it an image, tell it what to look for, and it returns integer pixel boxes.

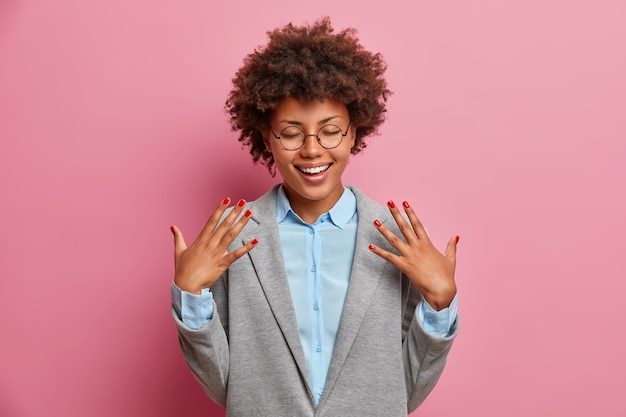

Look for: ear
[260,128,273,153]
[347,124,357,147]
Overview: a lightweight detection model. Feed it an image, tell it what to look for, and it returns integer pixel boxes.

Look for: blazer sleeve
[402,276,460,412]
[172,271,230,407]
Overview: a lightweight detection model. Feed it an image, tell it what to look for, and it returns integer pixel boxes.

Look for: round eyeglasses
[269,122,351,151]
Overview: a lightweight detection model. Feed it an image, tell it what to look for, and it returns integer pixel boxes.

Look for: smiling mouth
[297,164,332,175]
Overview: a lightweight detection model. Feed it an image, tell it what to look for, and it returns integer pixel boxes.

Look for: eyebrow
[277,115,341,125]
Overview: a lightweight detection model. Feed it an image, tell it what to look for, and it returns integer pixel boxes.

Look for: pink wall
[1,0,625,416]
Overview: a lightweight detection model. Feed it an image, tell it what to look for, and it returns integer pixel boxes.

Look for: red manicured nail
[369,244,376,251]
[456,235,460,243]
[222,197,230,205]
[387,200,395,209]
[170,226,175,234]
[403,201,410,209]
[374,219,382,227]
[237,199,246,208]
[251,238,258,245]
[244,209,252,218]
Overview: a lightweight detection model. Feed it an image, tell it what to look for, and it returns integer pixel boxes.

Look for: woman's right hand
[170,197,258,294]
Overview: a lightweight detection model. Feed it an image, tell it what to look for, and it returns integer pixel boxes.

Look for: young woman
[170,17,460,416]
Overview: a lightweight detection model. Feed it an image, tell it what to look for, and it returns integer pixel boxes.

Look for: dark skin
[170,198,257,295]
[370,200,458,310]
[171,198,457,309]
[171,98,457,310]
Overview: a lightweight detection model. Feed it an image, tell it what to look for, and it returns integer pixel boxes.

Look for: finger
[368,243,404,267]
[445,235,459,258]
[223,237,259,266]
[213,199,248,242]
[170,225,187,258]
[386,200,418,244]
[400,200,430,243]
[373,218,408,253]
[217,207,254,249]
[198,197,232,241]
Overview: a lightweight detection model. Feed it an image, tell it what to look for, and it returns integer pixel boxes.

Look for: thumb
[170,225,187,257]
[445,235,459,258]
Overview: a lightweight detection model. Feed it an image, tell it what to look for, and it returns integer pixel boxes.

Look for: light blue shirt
[170,185,458,405]
[276,186,357,403]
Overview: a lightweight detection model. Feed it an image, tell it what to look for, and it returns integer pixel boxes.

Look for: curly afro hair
[225,17,391,173]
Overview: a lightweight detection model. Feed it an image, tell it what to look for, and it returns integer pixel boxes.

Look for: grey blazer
[173,185,459,417]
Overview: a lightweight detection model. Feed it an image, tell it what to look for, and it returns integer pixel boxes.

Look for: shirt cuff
[170,282,214,330]
[417,293,458,337]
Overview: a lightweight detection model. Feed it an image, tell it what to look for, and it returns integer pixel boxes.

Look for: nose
[299,134,324,156]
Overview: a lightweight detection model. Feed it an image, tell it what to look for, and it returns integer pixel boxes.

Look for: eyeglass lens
[278,124,345,150]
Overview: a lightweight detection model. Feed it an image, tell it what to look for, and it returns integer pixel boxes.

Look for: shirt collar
[276,185,357,229]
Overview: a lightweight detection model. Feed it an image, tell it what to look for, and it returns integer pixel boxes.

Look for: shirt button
[316,345,322,353]
[311,266,316,272]
[313,303,319,311]
[308,229,314,235]
[202,303,209,309]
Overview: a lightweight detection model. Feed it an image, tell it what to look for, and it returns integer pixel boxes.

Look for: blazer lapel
[321,187,392,401]
[238,186,314,399]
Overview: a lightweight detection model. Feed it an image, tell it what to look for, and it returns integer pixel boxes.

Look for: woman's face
[264,97,356,216]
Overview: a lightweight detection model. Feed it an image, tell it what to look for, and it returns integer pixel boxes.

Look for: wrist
[423,284,456,311]
[174,276,203,295]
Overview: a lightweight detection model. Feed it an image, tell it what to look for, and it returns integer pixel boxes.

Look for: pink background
[1,0,625,416]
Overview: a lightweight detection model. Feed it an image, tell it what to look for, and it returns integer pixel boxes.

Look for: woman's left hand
[369,200,458,311]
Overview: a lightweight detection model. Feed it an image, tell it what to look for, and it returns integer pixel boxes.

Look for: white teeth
[299,165,330,174]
